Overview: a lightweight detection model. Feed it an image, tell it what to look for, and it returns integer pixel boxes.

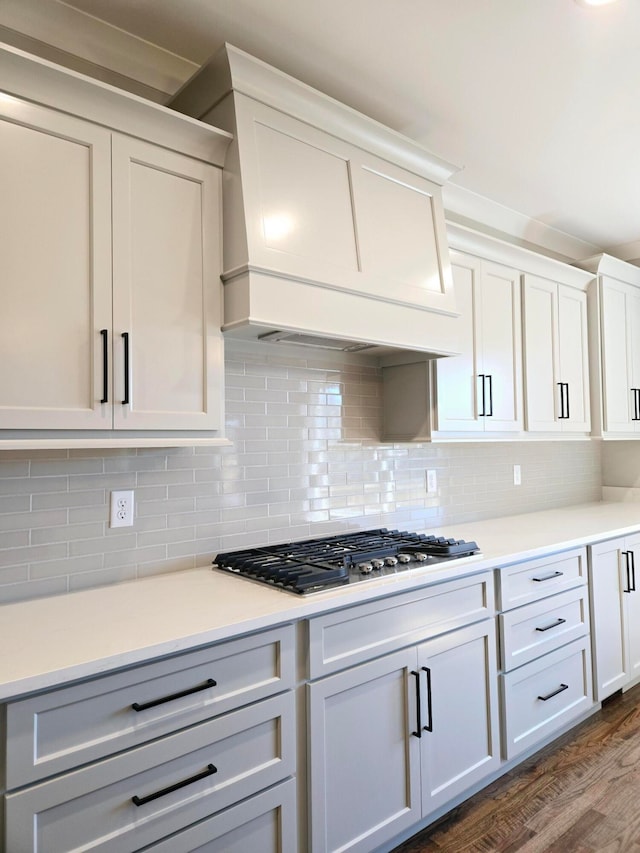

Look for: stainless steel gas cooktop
[213,528,481,594]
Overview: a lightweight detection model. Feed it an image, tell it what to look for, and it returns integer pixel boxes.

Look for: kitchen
[1,1,640,850]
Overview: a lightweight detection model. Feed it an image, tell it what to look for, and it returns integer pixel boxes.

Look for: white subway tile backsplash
[0,340,602,604]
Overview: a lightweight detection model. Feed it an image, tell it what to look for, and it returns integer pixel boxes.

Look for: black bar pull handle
[557,382,565,418]
[132,678,216,712]
[535,617,567,633]
[629,550,637,592]
[486,374,493,417]
[537,683,569,702]
[132,763,217,807]
[564,383,570,420]
[623,551,633,593]
[100,329,108,404]
[532,571,563,583]
[632,389,640,421]
[411,670,422,738]
[478,374,486,417]
[422,666,433,733]
[122,332,130,405]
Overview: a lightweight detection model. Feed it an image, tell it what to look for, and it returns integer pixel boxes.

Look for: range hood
[170,44,462,362]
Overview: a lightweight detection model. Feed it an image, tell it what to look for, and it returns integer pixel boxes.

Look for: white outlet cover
[110,490,134,527]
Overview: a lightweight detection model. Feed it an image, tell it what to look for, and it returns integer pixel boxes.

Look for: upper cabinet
[0,44,231,448]
[170,44,462,358]
[382,224,592,442]
[433,251,523,434]
[522,276,590,434]
[575,254,640,438]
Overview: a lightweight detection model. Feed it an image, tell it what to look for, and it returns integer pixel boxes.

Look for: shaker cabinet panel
[0,99,112,429]
[111,137,223,431]
[523,276,590,434]
[435,252,522,434]
[600,278,640,434]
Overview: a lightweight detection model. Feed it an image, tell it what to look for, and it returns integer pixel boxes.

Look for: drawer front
[5,692,295,853]
[6,624,295,789]
[497,548,587,611]
[499,587,590,671]
[308,572,494,678]
[145,778,297,852]
[500,637,593,760]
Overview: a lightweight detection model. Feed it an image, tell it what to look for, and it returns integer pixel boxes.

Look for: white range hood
[170,44,462,362]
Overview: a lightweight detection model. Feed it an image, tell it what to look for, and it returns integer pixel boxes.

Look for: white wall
[0,341,602,604]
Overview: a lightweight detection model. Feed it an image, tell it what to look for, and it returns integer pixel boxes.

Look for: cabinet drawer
[500,637,593,760]
[145,778,297,852]
[308,572,494,678]
[6,624,295,789]
[5,692,295,853]
[497,548,587,611]
[499,587,590,671]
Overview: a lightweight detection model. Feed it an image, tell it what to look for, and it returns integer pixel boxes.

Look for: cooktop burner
[213,528,480,594]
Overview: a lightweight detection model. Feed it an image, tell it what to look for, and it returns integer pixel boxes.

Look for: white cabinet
[434,251,523,434]
[0,44,230,447]
[307,575,500,853]
[522,275,590,433]
[589,534,640,700]
[497,548,593,759]
[4,626,297,852]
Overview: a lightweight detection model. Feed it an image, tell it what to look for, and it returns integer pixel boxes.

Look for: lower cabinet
[307,618,500,853]
[3,626,297,852]
[589,534,640,699]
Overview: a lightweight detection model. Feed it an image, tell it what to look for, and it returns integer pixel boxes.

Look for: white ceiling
[2,0,639,260]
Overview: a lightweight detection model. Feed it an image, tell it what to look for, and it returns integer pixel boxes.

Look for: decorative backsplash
[0,341,602,604]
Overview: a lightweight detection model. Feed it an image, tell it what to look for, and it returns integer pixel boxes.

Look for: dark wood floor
[391,684,640,852]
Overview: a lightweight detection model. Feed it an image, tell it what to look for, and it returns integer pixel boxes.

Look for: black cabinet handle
[564,383,570,420]
[632,389,640,421]
[132,678,216,712]
[411,670,422,738]
[122,332,130,405]
[557,383,565,418]
[100,329,108,404]
[535,617,567,633]
[624,551,637,593]
[132,763,217,806]
[478,374,486,417]
[537,683,568,702]
[421,666,433,733]
[532,571,563,583]
[486,374,493,417]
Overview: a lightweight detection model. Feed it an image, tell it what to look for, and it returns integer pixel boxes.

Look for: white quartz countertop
[2,500,640,702]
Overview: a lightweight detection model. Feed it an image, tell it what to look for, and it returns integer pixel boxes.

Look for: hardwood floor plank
[391,685,640,853]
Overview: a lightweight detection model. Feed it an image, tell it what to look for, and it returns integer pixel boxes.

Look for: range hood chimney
[170,44,462,362]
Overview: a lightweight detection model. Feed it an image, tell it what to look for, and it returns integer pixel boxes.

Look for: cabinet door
[434,251,483,432]
[480,260,523,432]
[111,136,223,431]
[308,649,421,853]
[623,532,640,684]
[417,620,500,815]
[0,98,112,429]
[558,284,590,432]
[522,275,561,432]
[600,278,635,433]
[588,538,627,700]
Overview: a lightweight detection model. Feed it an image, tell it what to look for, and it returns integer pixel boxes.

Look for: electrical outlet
[513,465,522,486]
[110,490,134,528]
[426,469,438,494]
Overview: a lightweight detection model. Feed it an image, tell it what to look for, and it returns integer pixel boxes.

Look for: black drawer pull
[535,617,567,633]
[532,571,563,583]
[132,763,217,806]
[411,670,422,738]
[122,331,130,405]
[537,683,569,702]
[132,678,216,712]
